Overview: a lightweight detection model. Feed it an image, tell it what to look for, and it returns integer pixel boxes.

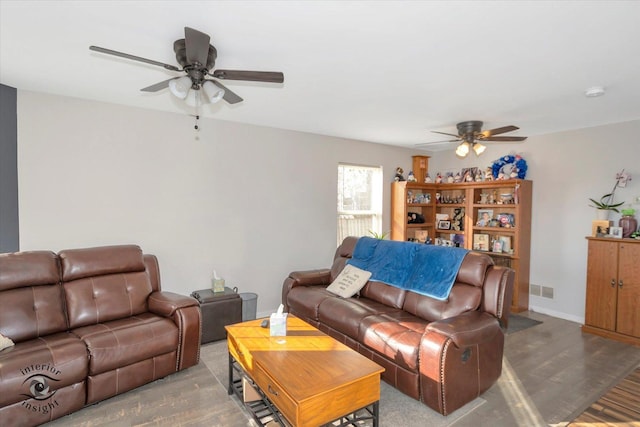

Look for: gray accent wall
[0,84,19,253]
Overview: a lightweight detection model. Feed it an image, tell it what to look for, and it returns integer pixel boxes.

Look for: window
[337,163,383,245]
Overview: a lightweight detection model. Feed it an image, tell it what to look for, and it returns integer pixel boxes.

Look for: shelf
[473,226,516,234]
[392,179,532,313]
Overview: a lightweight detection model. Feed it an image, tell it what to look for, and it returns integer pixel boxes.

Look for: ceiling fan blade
[481,125,519,138]
[140,78,177,92]
[211,70,284,83]
[210,80,243,104]
[485,136,528,142]
[89,46,180,71]
[184,27,211,66]
[416,139,460,146]
[431,130,461,138]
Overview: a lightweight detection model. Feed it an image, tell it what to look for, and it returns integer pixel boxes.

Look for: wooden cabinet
[583,237,640,345]
[391,179,532,313]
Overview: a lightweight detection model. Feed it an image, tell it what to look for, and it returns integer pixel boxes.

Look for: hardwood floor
[453,311,640,426]
[45,311,640,426]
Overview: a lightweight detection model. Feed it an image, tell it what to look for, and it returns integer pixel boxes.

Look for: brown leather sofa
[282,236,514,415]
[0,245,201,426]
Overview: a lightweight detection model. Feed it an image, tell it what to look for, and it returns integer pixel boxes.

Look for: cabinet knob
[619,280,624,288]
[611,279,616,287]
[268,384,279,396]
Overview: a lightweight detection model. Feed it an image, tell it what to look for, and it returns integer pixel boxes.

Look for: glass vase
[619,215,638,238]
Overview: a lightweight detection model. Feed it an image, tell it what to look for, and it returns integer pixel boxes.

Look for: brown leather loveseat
[282,236,514,415]
[0,245,201,426]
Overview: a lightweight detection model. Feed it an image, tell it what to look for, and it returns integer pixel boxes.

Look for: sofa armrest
[282,269,332,311]
[148,291,201,370]
[289,269,332,286]
[148,291,199,317]
[425,311,500,348]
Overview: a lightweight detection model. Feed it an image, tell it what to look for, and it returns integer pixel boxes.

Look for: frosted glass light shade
[202,81,225,103]
[168,76,193,99]
[455,142,470,157]
[473,143,486,156]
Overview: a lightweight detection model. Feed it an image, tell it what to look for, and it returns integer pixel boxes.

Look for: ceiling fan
[89,27,284,107]
[417,121,527,157]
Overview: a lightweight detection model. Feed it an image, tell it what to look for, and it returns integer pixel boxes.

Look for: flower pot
[595,209,610,220]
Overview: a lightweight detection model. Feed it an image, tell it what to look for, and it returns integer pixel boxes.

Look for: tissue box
[269,312,288,336]
[212,278,225,293]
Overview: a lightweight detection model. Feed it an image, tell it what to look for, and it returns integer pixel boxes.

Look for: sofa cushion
[0,250,59,291]
[286,287,335,321]
[71,313,178,375]
[326,264,371,298]
[358,311,428,372]
[318,296,401,340]
[360,281,407,309]
[0,285,68,343]
[63,270,153,329]
[456,252,492,288]
[0,332,88,408]
[403,283,482,322]
[59,245,145,282]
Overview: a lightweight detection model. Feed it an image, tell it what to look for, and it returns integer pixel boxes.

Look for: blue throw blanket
[347,237,469,301]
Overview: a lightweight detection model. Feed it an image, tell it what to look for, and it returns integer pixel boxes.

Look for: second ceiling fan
[418,121,527,157]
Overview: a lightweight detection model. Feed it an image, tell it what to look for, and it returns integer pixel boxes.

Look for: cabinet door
[584,240,618,330]
[616,243,640,337]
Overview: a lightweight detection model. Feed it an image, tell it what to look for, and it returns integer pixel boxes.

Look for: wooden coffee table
[225,316,384,426]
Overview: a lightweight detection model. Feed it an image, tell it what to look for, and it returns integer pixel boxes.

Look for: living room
[2,1,640,426]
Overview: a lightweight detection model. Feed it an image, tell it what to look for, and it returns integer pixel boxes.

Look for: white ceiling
[2,1,640,152]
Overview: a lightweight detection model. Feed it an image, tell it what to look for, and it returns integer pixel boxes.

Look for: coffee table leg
[373,401,379,427]
[227,353,233,395]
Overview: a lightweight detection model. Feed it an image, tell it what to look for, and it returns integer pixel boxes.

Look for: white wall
[16,91,417,317]
[17,91,640,322]
[428,120,640,322]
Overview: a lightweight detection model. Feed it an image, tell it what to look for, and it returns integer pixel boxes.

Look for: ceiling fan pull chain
[194,89,201,131]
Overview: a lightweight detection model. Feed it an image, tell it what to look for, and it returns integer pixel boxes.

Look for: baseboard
[528,305,583,324]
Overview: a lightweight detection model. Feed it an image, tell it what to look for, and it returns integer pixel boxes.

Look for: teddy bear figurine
[394,167,405,182]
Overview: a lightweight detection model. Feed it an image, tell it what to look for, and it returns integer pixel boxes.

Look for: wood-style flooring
[568,367,640,425]
[44,311,640,426]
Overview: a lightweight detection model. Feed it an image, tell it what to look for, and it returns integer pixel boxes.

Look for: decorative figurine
[424,173,432,183]
[394,167,406,182]
[446,172,455,183]
[454,172,462,183]
[407,171,417,182]
[484,167,493,181]
[435,172,443,184]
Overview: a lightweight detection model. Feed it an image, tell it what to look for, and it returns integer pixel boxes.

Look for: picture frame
[476,209,493,227]
[437,220,451,230]
[414,230,429,243]
[473,233,490,251]
[592,220,611,237]
[492,239,503,253]
[497,213,515,228]
[609,226,623,239]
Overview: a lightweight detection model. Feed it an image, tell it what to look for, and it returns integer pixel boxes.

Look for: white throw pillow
[327,264,372,298]
[0,333,15,351]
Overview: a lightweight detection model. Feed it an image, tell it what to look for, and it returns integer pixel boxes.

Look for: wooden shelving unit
[391,179,532,313]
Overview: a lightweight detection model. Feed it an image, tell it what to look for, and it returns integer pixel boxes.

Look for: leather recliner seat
[282,236,514,415]
[0,245,201,426]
